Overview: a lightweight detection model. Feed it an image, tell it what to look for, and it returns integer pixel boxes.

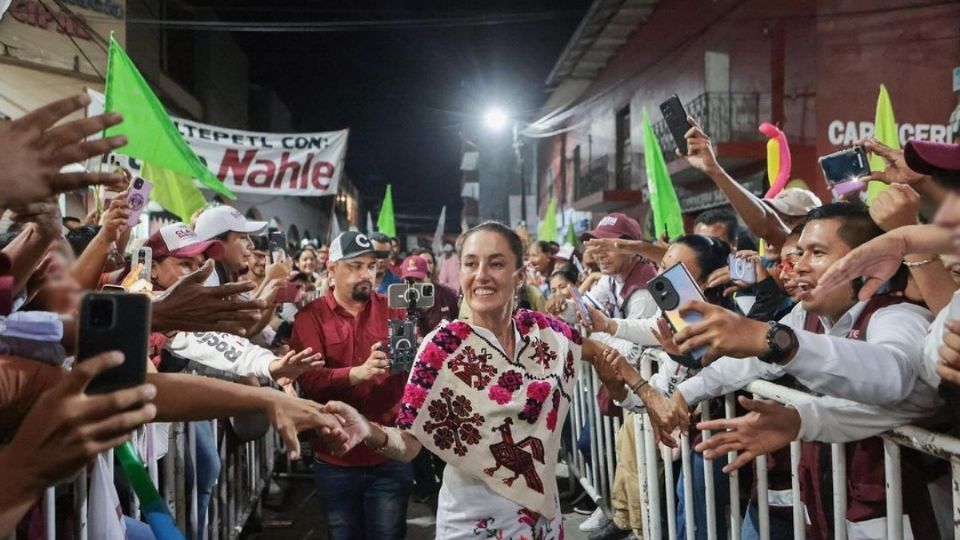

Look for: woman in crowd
[545,263,582,327]
[320,221,678,539]
[587,234,734,540]
[525,240,558,297]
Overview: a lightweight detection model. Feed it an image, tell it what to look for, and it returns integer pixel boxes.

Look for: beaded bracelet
[365,423,390,453]
[903,255,938,268]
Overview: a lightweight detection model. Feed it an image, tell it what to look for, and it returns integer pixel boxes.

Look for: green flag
[104,36,233,199]
[564,222,577,247]
[377,184,396,237]
[538,198,558,242]
[142,162,207,222]
[866,84,899,203]
[642,109,684,240]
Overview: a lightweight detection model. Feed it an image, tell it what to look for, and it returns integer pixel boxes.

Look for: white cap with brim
[762,188,822,217]
[194,205,268,241]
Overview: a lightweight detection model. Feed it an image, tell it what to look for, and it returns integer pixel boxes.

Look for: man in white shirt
[645,203,939,467]
[696,139,960,460]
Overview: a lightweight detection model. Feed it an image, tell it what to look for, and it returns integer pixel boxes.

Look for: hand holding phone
[819,146,870,196]
[728,254,757,285]
[569,286,593,326]
[125,177,152,227]
[76,292,151,394]
[659,94,690,155]
[646,263,708,363]
[268,231,287,264]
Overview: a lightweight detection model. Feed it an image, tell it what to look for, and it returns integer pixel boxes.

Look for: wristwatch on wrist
[758,322,798,365]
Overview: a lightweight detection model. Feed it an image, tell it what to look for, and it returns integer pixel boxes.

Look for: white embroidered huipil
[397,310,581,539]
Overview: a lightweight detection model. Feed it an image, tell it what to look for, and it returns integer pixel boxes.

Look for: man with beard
[290,231,412,540]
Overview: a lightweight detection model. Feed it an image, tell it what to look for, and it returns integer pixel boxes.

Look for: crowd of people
[3,91,960,540]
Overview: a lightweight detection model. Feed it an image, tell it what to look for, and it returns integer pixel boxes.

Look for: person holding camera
[290,231,411,540]
[400,254,459,336]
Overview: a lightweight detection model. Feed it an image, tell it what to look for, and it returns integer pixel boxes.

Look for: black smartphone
[819,146,870,196]
[646,263,707,368]
[659,94,690,156]
[268,231,287,263]
[76,292,151,394]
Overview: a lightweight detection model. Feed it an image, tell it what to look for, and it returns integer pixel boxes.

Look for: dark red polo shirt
[291,289,407,467]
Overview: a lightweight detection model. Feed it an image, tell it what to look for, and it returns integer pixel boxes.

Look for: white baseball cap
[194,206,268,240]
[762,188,822,217]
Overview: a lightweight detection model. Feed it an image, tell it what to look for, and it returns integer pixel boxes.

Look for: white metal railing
[567,365,622,510]
[26,419,278,540]
[627,355,960,540]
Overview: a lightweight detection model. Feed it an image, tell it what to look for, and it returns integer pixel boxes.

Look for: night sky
[199,1,591,232]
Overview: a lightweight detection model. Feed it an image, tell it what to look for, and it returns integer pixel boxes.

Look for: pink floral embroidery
[402,383,428,409]
[420,342,446,369]
[497,370,524,392]
[488,385,513,405]
[545,388,562,431]
[527,381,551,402]
[448,321,473,340]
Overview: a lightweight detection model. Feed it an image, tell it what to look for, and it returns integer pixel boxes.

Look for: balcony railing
[652,92,762,162]
[575,154,610,201]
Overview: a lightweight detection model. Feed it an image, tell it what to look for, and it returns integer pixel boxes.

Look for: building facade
[535,0,960,235]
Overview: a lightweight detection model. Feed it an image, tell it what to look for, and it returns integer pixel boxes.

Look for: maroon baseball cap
[580,213,643,241]
[145,223,225,260]
[904,140,960,177]
[400,255,429,280]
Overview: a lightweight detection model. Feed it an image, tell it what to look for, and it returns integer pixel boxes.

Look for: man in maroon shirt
[291,231,411,540]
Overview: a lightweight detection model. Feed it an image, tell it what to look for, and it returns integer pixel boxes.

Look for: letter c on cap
[356,234,371,248]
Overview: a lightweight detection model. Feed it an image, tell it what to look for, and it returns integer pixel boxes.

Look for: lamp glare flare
[484,107,509,132]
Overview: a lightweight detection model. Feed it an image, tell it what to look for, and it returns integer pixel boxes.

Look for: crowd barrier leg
[883,439,903,540]
[701,406,717,540]
[789,441,804,539]
[680,432,694,540]
[831,443,848,540]
[723,394,740,539]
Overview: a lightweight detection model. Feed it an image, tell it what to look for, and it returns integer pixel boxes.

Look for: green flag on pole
[104,36,234,199]
[538,198,558,242]
[141,162,207,222]
[564,222,577,247]
[642,109,684,240]
[377,184,397,237]
[866,84,899,204]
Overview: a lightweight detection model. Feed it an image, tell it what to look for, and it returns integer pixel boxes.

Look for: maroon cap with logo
[904,140,960,177]
[579,213,643,241]
[400,255,429,280]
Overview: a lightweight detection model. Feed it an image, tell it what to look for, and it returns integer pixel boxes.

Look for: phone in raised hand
[77,292,151,394]
[569,285,593,326]
[126,177,152,227]
[646,262,708,364]
[659,94,690,155]
[268,231,287,264]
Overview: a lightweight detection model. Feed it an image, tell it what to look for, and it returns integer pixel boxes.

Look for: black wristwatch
[758,322,798,365]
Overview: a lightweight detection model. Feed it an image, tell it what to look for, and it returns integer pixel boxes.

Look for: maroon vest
[798,295,936,539]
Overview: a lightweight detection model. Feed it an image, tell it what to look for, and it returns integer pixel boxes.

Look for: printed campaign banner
[87,89,348,196]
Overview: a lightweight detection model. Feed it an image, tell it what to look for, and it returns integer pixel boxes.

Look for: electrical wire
[120,9,585,32]
[36,0,104,79]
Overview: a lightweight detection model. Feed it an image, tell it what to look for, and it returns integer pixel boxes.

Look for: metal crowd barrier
[27,419,278,540]
[628,355,960,540]
[567,364,622,510]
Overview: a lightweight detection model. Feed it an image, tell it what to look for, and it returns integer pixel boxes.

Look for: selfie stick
[116,442,186,540]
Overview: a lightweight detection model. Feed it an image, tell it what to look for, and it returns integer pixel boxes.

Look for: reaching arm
[147,372,341,459]
[682,117,789,249]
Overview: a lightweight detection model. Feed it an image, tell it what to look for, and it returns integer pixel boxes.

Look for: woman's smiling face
[460,230,523,318]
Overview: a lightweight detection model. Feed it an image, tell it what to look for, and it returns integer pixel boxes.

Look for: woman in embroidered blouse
[322,221,679,539]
